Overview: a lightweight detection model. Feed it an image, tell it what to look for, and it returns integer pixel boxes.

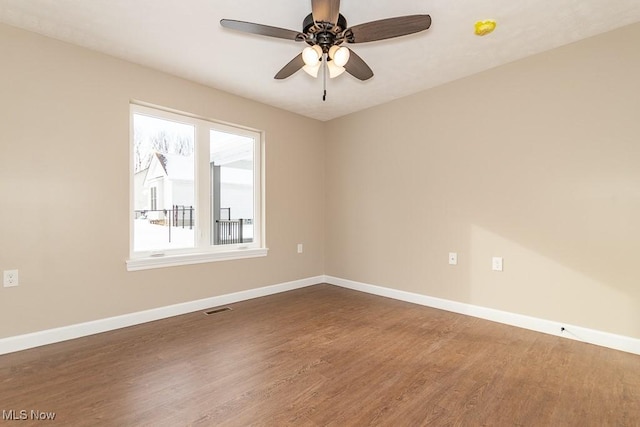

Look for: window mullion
[196,121,211,249]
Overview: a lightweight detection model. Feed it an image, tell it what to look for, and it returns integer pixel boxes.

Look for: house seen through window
[130,104,264,266]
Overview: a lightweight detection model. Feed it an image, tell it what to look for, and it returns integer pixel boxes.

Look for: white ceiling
[1,0,639,121]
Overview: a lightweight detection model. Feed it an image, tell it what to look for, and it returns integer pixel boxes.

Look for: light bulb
[327,60,346,78]
[329,45,350,67]
[333,46,350,67]
[302,45,322,66]
[303,63,321,78]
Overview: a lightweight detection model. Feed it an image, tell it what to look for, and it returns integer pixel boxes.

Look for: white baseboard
[0,276,322,355]
[3,275,638,357]
[324,275,640,356]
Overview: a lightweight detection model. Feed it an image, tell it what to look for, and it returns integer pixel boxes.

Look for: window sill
[126,248,268,271]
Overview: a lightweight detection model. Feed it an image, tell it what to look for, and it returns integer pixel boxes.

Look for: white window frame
[127,103,267,271]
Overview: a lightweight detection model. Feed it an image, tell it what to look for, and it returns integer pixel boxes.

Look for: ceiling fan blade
[346,15,431,43]
[344,49,373,81]
[274,53,305,79]
[311,0,340,24]
[220,19,304,41]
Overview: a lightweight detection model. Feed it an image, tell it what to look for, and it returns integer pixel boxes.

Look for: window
[128,104,266,271]
[150,187,157,211]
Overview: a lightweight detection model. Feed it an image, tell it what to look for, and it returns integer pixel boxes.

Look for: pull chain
[322,53,327,101]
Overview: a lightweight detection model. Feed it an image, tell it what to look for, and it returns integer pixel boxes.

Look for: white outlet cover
[448,252,458,265]
[3,269,19,287]
[492,257,503,272]
[297,243,303,254]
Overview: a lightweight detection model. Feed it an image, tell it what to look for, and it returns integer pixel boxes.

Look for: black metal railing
[135,206,194,228]
[136,207,254,245]
[135,206,194,244]
[172,205,194,229]
[216,219,244,245]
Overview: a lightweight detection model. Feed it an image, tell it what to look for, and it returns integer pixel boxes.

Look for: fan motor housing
[303,13,347,36]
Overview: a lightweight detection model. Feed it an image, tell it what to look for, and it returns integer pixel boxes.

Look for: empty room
[1,0,639,425]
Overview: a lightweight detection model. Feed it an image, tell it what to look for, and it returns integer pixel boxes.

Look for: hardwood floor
[1,284,639,426]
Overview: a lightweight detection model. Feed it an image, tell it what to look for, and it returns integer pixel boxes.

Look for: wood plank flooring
[1,284,639,426]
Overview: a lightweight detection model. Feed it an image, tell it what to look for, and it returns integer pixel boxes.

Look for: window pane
[133,113,195,252]
[210,130,254,245]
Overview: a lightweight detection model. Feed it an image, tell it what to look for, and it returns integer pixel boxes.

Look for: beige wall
[0,23,325,338]
[325,23,640,339]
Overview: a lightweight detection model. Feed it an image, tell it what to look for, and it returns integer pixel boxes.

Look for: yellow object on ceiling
[475,20,497,36]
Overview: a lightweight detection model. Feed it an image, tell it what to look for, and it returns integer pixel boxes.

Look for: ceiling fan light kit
[329,45,350,67]
[221,0,432,100]
[302,45,323,66]
[302,63,321,78]
[327,60,346,78]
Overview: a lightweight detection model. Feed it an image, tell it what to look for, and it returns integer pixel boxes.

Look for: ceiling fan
[221,0,431,99]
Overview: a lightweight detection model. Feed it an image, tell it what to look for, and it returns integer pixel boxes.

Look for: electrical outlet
[3,270,19,287]
[297,243,303,254]
[448,252,458,265]
[492,257,503,272]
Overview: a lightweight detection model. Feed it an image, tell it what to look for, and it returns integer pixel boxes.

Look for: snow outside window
[127,103,267,271]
